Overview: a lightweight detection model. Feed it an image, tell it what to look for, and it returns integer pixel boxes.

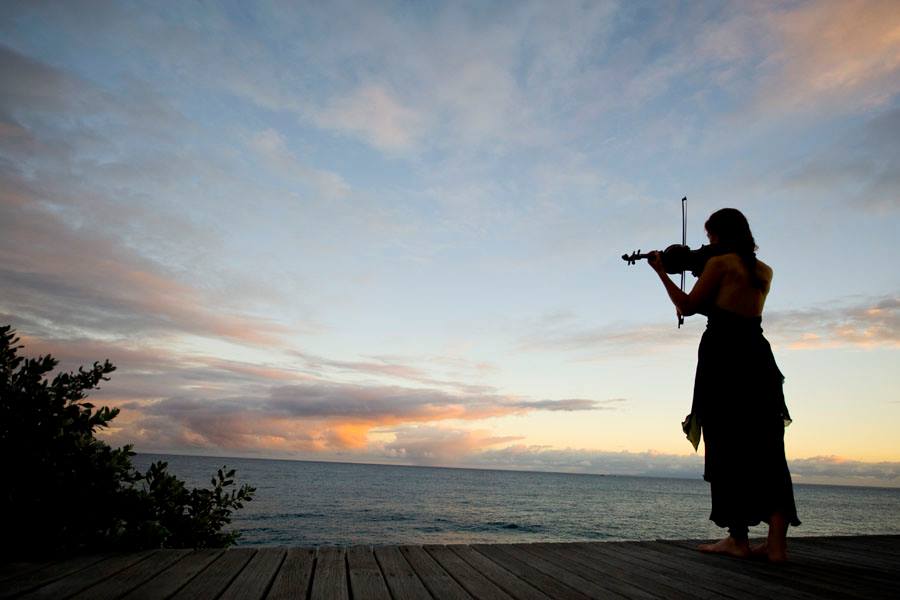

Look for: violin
[622,196,711,328]
[621,243,725,278]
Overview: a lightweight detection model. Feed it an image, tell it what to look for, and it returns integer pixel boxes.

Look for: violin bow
[678,196,686,328]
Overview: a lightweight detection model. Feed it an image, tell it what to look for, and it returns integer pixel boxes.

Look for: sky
[1,0,899,487]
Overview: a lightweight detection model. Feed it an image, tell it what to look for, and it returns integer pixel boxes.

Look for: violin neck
[621,251,653,265]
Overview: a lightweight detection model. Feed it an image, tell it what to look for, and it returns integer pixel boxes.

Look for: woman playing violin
[648,208,799,562]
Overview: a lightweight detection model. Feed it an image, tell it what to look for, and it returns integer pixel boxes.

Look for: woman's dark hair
[705,208,764,289]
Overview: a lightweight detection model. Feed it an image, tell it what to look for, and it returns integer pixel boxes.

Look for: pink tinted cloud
[9,335,313,412]
[11,329,614,457]
[293,351,499,394]
[758,0,900,114]
[514,296,900,356]
[1,46,293,347]
[767,297,900,350]
[1,193,286,346]
[313,85,428,152]
[380,425,525,465]
[96,378,615,457]
[9,332,605,459]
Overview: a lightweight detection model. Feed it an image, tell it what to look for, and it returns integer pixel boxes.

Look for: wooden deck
[1,535,897,599]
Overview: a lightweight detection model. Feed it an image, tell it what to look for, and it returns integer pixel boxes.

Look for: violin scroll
[621,249,645,265]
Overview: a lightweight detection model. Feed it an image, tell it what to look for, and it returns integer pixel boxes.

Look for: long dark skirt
[692,308,801,529]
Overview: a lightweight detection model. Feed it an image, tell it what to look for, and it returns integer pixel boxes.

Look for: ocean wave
[480,521,545,533]
[243,512,327,521]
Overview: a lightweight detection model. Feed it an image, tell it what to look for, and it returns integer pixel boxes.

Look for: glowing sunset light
[1,0,899,487]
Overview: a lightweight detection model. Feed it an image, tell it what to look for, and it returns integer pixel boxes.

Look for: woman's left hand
[647,251,665,273]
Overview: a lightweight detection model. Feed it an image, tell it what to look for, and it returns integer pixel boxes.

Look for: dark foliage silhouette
[0,325,255,558]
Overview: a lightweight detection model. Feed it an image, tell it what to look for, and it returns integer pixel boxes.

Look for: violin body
[621,243,724,277]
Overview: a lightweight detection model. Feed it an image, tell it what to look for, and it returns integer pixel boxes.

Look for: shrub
[0,325,255,558]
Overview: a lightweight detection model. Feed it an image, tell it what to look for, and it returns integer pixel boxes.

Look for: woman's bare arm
[649,253,725,316]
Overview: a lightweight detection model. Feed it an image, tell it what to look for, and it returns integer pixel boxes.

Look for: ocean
[133,454,900,547]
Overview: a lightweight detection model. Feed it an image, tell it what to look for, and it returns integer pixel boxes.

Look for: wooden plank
[799,535,900,552]
[447,545,551,600]
[497,543,629,599]
[347,546,391,600]
[310,546,348,600]
[579,542,749,600]
[786,540,900,573]
[791,536,900,559]
[802,535,900,552]
[765,544,900,591]
[853,535,900,551]
[548,543,698,600]
[19,551,155,600]
[664,539,894,595]
[812,542,900,574]
[3,537,898,600]
[220,548,285,600]
[470,545,591,600]
[516,543,658,600]
[791,538,900,570]
[372,546,432,600]
[267,548,315,600]
[626,542,798,599]
[757,546,898,600]
[424,545,514,600]
[398,546,470,600]
[0,554,109,599]
[0,560,54,584]
[644,541,843,600]
[170,548,256,600]
[71,549,190,600]
[120,549,223,600]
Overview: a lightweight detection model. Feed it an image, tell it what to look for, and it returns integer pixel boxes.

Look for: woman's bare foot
[766,512,788,563]
[697,536,751,558]
[750,541,768,557]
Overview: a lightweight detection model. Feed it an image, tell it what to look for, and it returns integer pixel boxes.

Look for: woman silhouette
[648,208,799,562]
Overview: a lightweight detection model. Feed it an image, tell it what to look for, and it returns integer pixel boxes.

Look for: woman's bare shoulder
[715,253,773,283]
[755,258,773,292]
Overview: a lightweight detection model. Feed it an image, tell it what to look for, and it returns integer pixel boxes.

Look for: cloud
[9,330,615,455]
[0,46,300,346]
[263,382,520,422]
[248,128,351,198]
[6,334,312,406]
[756,0,900,115]
[783,107,900,210]
[0,43,94,118]
[789,455,900,487]
[313,85,428,152]
[6,326,622,460]
[470,445,705,478]
[515,311,694,357]
[12,332,897,486]
[0,43,189,159]
[766,296,900,350]
[514,295,900,357]
[464,446,900,487]
[292,351,499,394]
[511,398,626,412]
[0,197,286,345]
[106,378,618,454]
[380,425,524,464]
